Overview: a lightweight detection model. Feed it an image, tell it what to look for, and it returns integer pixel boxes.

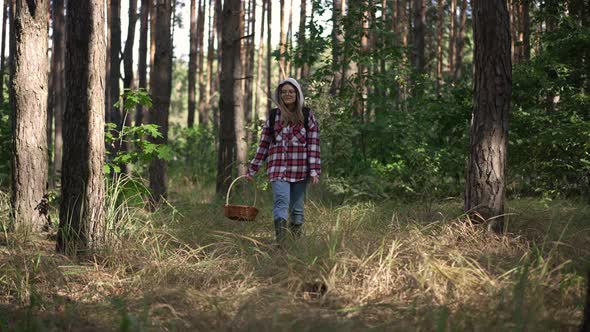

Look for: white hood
[274,77,305,110]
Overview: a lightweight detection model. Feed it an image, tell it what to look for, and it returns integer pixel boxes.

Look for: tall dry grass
[0,176,588,331]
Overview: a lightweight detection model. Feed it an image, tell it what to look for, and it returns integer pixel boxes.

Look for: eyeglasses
[280,90,296,96]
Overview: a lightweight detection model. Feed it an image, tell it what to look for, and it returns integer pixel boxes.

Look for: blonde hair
[278,83,304,126]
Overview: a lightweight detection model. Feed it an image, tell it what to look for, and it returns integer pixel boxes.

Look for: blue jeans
[271,179,308,225]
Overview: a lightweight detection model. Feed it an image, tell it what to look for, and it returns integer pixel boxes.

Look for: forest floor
[0,173,589,331]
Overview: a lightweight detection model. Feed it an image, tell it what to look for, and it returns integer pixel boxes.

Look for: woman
[246,78,321,243]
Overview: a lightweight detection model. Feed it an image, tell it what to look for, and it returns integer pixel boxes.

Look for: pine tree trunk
[286,0,293,76]
[448,0,456,74]
[436,0,444,91]
[188,0,197,127]
[136,0,148,126]
[453,0,466,79]
[329,0,343,96]
[123,0,138,90]
[245,0,256,140]
[279,0,287,79]
[197,0,208,126]
[206,0,216,123]
[107,0,123,170]
[0,1,8,104]
[412,0,425,73]
[50,0,65,189]
[57,0,106,254]
[217,0,242,194]
[520,0,530,61]
[266,0,272,107]
[148,0,172,205]
[254,0,266,122]
[213,0,222,131]
[11,0,50,233]
[298,0,306,79]
[465,0,512,233]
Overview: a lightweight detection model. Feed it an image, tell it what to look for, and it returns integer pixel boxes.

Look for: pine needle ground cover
[0,177,588,331]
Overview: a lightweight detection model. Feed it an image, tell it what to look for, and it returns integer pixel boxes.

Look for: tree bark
[279,0,287,79]
[213,0,222,131]
[11,0,50,233]
[188,0,197,127]
[206,0,216,123]
[135,0,148,126]
[254,0,266,122]
[412,0,425,74]
[519,0,530,61]
[465,0,512,233]
[266,0,272,108]
[448,0,456,74]
[107,0,123,171]
[123,0,137,91]
[57,0,106,254]
[148,0,172,206]
[197,0,208,126]
[245,0,256,145]
[453,0,466,79]
[329,0,343,95]
[217,0,243,194]
[0,0,8,104]
[49,0,65,189]
[436,0,444,91]
[298,0,307,78]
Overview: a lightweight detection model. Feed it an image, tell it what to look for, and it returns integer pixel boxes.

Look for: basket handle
[226,175,257,207]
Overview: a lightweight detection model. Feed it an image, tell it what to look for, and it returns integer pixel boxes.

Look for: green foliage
[168,124,217,178]
[105,89,172,175]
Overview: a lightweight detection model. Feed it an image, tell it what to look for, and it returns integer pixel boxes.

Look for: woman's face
[280,84,297,107]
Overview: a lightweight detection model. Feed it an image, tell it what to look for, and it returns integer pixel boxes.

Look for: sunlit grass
[0,176,587,331]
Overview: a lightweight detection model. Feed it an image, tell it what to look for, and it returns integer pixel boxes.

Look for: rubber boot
[274,218,288,244]
[289,223,302,238]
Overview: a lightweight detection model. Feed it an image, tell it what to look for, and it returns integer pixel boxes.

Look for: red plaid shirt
[247,110,321,182]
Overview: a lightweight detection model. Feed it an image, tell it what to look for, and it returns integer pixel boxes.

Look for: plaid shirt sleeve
[247,119,271,177]
[307,111,321,177]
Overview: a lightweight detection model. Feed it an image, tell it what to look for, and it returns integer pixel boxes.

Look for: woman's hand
[245,174,253,181]
[311,176,319,185]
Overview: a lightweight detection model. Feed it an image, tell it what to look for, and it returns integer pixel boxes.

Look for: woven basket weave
[224,175,259,221]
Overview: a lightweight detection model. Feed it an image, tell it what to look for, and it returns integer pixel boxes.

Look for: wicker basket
[224,175,259,221]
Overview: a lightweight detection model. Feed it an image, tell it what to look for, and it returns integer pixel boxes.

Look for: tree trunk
[148,0,172,206]
[436,0,444,92]
[107,0,123,170]
[465,0,512,233]
[266,0,272,108]
[448,0,456,74]
[0,0,8,104]
[412,0,425,73]
[254,0,266,123]
[329,0,343,96]
[217,0,242,194]
[11,0,50,233]
[188,0,197,127]
[136,0,149,126]
[206,0,216,123]
[279,0,286,79]
[519,0,530,61]
[50,0,65,189]
[286,0,293,76]
[197,0,208,126]
[123,0,138,91]
[298,0,306,78]
[356,1,369,118]
[213,0,222,131]
[245,0,256,145]
[57,0,106,254]
[453,0,466,79]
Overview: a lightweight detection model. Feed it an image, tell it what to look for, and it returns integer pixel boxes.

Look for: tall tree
[518,0,530,61]
[448,0,457,73]
[411,0,425,73]
[0,0,8,104]
[245,0,256,141]
[50,0,66,188]
[197,0,207,126]
[266,0,272,108]
[254,0,266,119]
[217,0,243,194]
[436,0,444,91]
[149,0,173,205]
[123,0,138,90]
[279,0,287,78]
[107,0,123,170]
[57,0,106,254]
[11,0,50,232]
[298,0,307,78]
[453,0,467,79]
[329,0,343,95]
[465,0,512,233]
[206,0,216,122]
[136,0,149,126]
[188,0,197,128]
